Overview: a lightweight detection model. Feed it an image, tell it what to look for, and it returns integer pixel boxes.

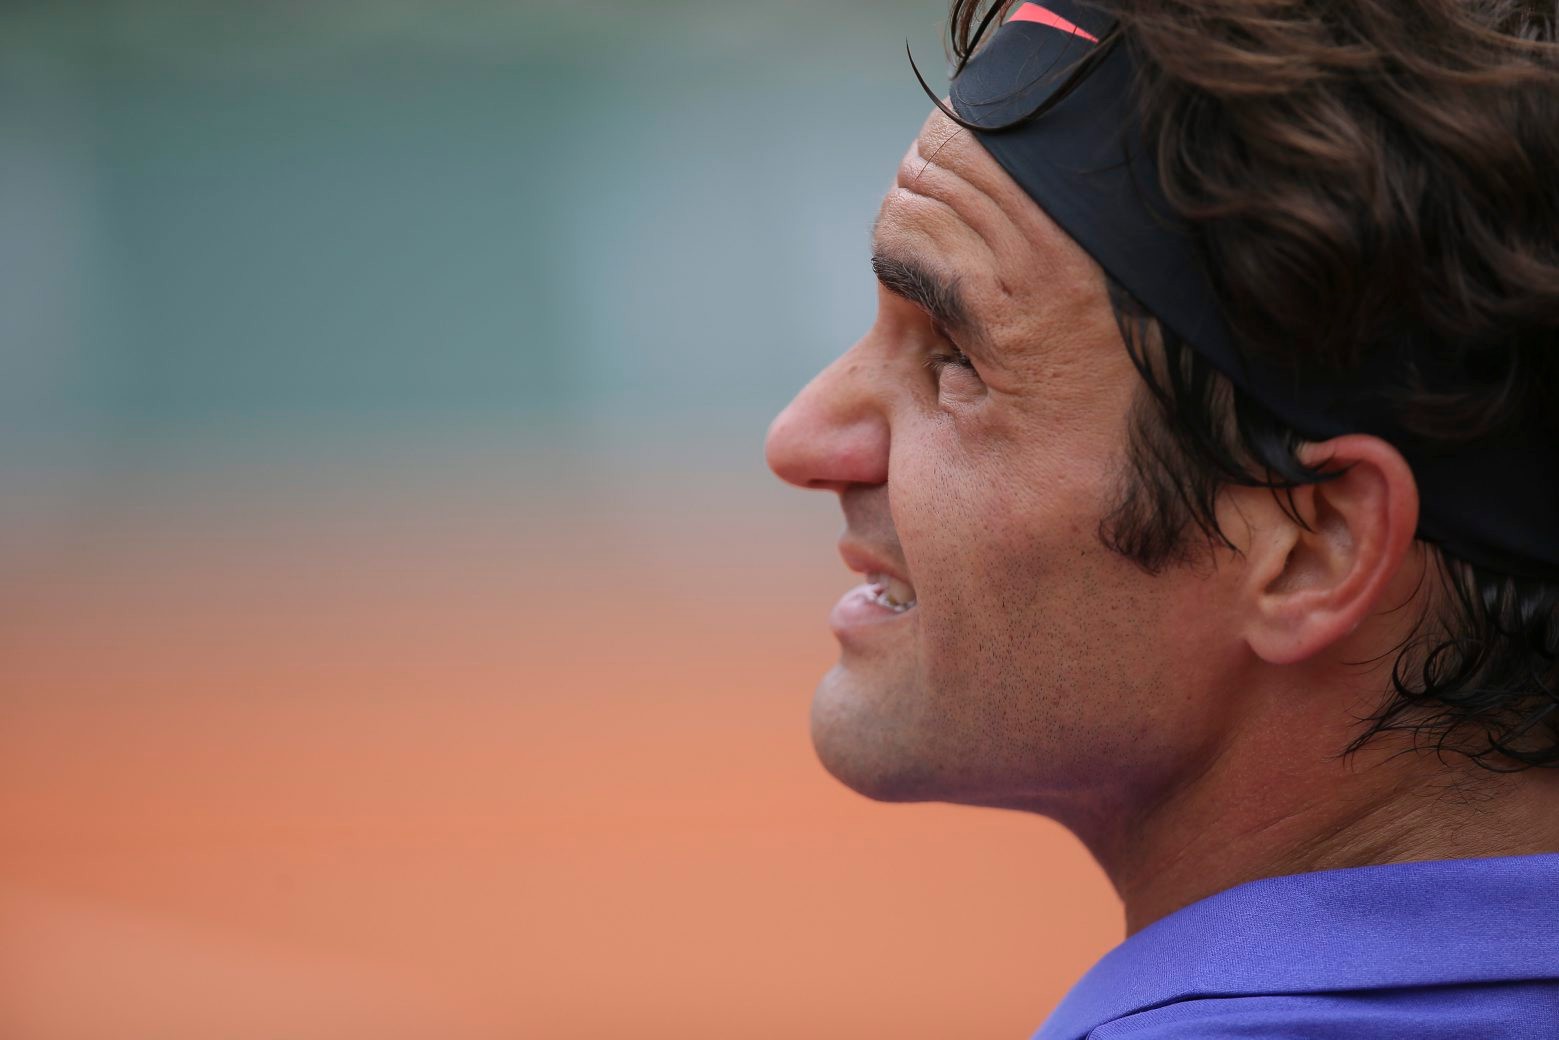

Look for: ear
[1238,435,1421,666]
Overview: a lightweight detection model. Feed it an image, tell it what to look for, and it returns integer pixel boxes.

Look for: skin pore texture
[765,110,1559,936]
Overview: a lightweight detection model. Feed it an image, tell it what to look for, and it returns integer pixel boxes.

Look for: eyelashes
[923,346,977,376]
[923,340,985,404]
[915,316,983,397]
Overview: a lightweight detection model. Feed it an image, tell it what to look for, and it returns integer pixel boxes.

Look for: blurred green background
[0,0,945,477]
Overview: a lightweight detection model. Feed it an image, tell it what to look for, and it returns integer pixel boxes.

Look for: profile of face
[765,111,1256,820]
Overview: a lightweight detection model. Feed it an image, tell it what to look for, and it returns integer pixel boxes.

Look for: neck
[1061,681,1559,937]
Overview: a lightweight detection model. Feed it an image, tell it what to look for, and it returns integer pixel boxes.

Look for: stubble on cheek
[900,431,1165,800]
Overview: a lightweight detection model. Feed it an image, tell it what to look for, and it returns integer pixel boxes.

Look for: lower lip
[828,582,916,639]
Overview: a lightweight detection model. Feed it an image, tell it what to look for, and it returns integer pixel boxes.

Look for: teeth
[865,572,917,612]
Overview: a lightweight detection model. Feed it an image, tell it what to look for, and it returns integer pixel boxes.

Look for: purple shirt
[1036,854,1559,1039]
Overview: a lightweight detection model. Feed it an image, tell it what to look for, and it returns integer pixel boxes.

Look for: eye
[923,344,980,385]
[917,320,984,399]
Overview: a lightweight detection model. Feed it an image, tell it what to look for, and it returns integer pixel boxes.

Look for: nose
[765,350,890,493]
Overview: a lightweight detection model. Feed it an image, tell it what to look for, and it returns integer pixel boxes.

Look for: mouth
[831,541,919,638]
[862,571,917,613]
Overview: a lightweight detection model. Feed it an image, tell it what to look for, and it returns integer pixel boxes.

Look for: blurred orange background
[0,449,1118,1038]
[0,3,1119,1037]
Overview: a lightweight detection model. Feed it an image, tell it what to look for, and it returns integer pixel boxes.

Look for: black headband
[948,1,1558,579]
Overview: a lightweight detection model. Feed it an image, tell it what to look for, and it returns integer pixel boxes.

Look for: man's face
[765,111,1246,816]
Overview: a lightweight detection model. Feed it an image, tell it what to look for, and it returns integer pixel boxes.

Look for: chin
[808,663,945,803]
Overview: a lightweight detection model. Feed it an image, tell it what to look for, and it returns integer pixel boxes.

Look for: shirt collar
[1037,853,1559,1040]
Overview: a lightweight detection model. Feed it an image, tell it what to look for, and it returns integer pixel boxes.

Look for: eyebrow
[869,249,987,347]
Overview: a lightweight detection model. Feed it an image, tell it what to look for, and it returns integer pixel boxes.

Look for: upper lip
[837,539,912,588]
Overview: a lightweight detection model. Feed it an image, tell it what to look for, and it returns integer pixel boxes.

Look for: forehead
[874,110,1108,339]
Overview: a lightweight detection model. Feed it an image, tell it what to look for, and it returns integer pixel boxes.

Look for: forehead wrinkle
[877,183,998,268]
[903,131,1032,254]
[895,155,1027,302]
[876,185,1008,329]
[902,146,1095,317]
[889,162,1058,349]
[910,111,1106,304]
[908,110,967,171]
[874,190,1043,362]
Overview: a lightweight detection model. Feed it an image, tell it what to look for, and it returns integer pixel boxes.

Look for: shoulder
[1082,982,1559,1040]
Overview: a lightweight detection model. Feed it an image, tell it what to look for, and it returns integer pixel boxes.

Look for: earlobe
[1242,436,1420,666]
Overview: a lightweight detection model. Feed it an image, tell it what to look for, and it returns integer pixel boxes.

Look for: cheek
[892,418,1112,688]
[887,407,1194,749]
[896,409,1114,597]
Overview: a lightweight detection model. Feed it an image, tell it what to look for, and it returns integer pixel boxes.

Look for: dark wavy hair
[933,0,1559,770]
